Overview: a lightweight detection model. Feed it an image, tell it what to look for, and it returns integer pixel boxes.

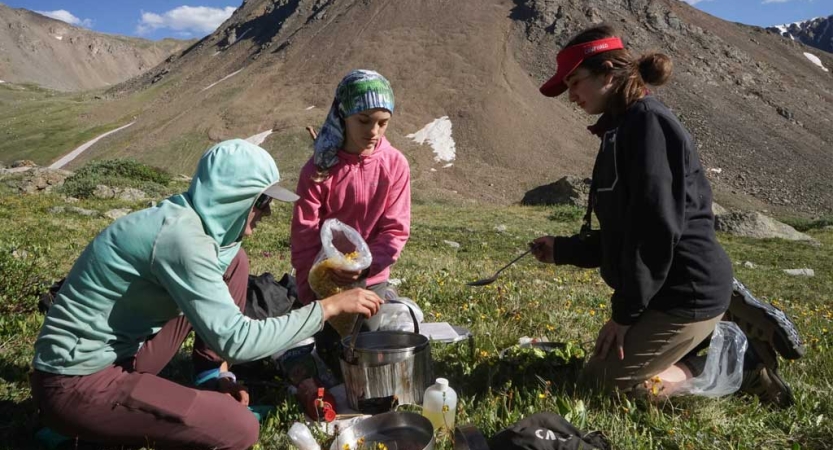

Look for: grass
[0,85,129,166]
[0,162,831,449]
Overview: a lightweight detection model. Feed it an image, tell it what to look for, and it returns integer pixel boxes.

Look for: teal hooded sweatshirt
[33,139,324,376]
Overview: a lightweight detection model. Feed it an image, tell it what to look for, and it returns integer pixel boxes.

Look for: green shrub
[0,245,46,314]
[61,159,173,199]
[781,215,833,232]
[547,204,584,223]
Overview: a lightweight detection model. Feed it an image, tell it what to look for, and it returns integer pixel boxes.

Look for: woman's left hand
[217,377,250,406]
[592,319,630,361]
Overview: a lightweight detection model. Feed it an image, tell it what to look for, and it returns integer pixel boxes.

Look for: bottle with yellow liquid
[422,378,457,431]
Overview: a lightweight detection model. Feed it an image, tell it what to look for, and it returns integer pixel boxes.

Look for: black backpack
[244,272,303,320]
[37,279,65,314]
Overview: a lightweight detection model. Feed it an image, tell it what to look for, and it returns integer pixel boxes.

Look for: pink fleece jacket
[291,136,411,305]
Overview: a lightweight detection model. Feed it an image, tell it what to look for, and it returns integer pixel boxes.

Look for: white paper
[419,322,460,342]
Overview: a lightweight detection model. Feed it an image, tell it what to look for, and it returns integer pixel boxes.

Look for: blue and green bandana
[314,70,395,170]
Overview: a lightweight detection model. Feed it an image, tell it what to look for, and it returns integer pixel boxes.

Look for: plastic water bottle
[422,378,457,431]
[287,422,321,450]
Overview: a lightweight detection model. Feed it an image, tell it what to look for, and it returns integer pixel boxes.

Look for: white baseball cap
[261,181,299,202]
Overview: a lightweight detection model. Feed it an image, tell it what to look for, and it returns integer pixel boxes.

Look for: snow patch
[0,80,5,84]
[54,35,63,41]
[201,69,244,92]
[804,52,829,72]
[305,106,316,111]
[442,163,454,169]
[406,116,456,163]
[245,130,274,146]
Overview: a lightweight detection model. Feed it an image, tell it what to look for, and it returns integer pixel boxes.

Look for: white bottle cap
[436,378,449,391]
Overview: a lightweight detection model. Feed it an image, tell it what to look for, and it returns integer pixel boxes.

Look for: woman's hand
[531,236,555,263]
[592,319,631,361]
[320,288,383,320]
[217,377,250,406]
[330,267,364,286]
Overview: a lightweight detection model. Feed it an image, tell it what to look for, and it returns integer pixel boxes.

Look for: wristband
[194,368,220,387]
[218,371,237,384]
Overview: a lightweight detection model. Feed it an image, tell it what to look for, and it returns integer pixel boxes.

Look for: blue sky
[2,0,831,40]
[682,0,831,27]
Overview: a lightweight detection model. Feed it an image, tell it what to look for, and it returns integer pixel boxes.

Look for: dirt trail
[49,122,136,169]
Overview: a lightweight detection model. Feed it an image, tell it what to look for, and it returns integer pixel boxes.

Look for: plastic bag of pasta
[308,219,373,334]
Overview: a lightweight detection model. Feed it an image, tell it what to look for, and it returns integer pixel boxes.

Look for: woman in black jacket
[531,25,793,405]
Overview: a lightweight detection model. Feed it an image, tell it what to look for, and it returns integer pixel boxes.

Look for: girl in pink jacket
[291,69,411,309]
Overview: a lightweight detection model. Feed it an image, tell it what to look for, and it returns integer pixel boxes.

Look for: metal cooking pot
[330,411,435,450]
[339,307,432,413]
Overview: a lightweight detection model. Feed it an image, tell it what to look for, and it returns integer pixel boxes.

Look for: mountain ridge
[769,15,833,54]
[5,0,833,215]
[0,3,193,91]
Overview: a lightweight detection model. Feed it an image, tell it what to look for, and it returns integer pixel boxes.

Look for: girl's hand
[592,319,630,361]
[531,236,555,263]
[330,267,364,285]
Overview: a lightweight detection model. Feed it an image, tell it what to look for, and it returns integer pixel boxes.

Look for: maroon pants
[30,250,259,450]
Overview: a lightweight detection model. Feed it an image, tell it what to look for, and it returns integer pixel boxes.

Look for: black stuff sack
[488,412,610,450]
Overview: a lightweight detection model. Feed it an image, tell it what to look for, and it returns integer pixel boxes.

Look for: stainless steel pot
[340,327,433,413]
[330,411,435,450]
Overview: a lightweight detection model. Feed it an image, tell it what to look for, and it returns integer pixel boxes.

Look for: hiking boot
[740,338,795,408]
[726,278,805,360]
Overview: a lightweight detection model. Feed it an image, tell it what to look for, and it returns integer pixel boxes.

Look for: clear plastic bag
[672,321,748,397]
[308,219,372,336]
[365,296,424,332]
[308,219,372,299]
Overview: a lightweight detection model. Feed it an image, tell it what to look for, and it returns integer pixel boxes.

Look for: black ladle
[466,245,538,287]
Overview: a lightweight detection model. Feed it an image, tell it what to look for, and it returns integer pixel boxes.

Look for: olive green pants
[582,310,722,393]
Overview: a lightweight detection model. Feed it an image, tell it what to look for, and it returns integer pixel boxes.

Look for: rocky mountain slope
[10,0,833,215]
[0,4,192,91]
[769,15,833,54]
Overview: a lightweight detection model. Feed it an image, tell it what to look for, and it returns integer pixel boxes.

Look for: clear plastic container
[422,378,457,431]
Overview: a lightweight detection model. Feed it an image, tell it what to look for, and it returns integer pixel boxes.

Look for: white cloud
[35,10,93,28]
[762,0,793,3]
[136,6,235,36]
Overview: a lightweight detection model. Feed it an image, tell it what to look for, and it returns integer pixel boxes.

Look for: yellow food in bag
[309,252,362,337]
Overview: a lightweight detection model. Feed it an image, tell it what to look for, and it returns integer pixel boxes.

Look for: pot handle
[386,298,420,335]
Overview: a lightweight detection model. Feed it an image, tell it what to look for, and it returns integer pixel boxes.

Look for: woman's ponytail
[637,53,673,86]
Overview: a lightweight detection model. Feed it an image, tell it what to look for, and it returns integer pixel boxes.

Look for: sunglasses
[254,194,272,211]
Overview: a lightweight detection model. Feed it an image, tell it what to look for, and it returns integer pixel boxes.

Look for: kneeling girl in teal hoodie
[31,139,382,450]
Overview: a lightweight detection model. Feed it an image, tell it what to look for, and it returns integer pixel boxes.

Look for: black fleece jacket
[555,96,732,325]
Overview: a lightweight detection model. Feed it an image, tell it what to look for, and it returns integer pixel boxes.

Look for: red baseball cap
[539,37,624,97]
